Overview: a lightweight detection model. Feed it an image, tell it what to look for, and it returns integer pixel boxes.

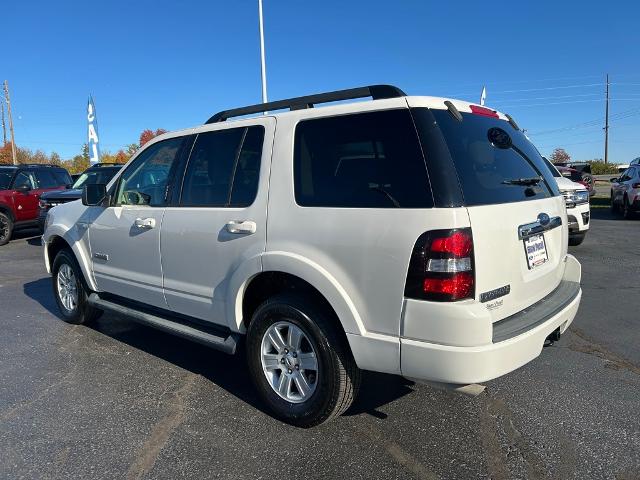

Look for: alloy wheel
[260,321,319,403]
[57,264,78,312]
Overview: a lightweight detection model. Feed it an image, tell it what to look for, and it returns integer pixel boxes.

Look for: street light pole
[258,0,268,107]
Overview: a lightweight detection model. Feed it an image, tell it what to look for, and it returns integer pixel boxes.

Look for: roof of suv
[202,84,512,126]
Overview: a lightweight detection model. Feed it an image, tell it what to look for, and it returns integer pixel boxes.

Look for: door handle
[225,220,256,234]
[134,217,156,229]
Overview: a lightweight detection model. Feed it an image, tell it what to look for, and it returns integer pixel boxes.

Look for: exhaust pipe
[544,327,562,346]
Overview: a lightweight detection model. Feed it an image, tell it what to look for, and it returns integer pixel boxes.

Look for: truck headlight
[562,190,589,208]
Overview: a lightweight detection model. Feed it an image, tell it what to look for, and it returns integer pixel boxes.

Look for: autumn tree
[550,148,571,164]
[0,143,12,164]
[139,128,168,147]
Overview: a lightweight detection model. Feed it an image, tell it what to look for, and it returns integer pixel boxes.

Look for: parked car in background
[554,164,596,197]
[0,164,72,245]
[610,166,640,219]
[43,85,581,426]
[543,157,590,246]
[38,163,125,230]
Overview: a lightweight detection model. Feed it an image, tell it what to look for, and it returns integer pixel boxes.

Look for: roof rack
[205,84,406,124]
[19,164,65,168]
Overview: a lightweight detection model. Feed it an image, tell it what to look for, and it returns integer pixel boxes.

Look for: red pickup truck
[0,164,72,245]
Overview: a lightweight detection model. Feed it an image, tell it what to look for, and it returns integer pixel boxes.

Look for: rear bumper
[400,255,582,384]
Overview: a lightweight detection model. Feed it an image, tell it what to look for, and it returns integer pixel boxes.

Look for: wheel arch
[229,252,365,339]
[44,231,97,291]
[0,202,15,222]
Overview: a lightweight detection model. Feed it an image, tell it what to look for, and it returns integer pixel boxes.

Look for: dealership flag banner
[480,86,487,106]
[87,95,101,164]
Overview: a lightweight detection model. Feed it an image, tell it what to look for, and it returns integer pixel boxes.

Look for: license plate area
[524,234,548,269]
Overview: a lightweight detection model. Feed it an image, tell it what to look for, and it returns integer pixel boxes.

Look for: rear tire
[622,195,634,219]
[246,294,361,427]
[52,249,102,324]
[0,212,13,246]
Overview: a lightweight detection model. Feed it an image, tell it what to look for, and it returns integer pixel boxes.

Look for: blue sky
[4,0,639,163]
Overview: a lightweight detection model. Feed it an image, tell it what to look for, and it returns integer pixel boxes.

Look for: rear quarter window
[428,109,559,206]
[294,109,433,208]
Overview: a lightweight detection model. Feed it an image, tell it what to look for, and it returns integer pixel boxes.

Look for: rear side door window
[179,125,264,207]
[293,109,433,208]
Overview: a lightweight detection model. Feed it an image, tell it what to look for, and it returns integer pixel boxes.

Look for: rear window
[429,109,559,206]
[294,110,433,208]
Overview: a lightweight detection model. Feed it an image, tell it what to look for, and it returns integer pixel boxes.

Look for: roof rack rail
[19,163,64,168]
[205,84,406,124]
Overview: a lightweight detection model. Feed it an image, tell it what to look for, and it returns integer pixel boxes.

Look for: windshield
[72,167,121,189]
[429,109,560,206]
[0,169,16,190]
[542,156,561,178]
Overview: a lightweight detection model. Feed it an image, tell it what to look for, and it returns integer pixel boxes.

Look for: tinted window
[430,110,559,206]
[34,169,69,188]
[230,126,264,207]
[180,126,264,207]
[13,172,35,190]
[116,137,184,206]
[73,167,121,189]
[294,110,433,208]
[0,168,16,190]
[542,157,561,178]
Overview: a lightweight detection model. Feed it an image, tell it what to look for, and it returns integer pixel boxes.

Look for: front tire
[0,212,13,246]
[246,294,361,427]
[569,232,586,246]
[52,249,102,324]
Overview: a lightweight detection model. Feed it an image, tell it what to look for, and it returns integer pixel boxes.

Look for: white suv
[542,157,590,245]
[42,85,582,427]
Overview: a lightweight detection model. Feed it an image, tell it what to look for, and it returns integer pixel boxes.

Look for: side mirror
[82,183,107,206]
[610,178,618,183]
[15,184,31,194]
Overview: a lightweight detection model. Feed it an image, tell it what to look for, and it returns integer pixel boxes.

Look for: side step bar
[87,293,239,354]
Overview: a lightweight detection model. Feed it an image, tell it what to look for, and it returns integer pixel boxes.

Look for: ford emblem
[538,213,550,226]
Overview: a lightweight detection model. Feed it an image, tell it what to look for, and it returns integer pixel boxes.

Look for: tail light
[404,228,475,302]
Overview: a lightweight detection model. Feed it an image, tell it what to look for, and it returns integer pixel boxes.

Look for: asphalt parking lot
[0,208,639,480]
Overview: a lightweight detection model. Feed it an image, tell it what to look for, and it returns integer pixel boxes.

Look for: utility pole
[1,102,6,146]
[3,81,17,165]
[258,0,268,107]
[604,73,609,164]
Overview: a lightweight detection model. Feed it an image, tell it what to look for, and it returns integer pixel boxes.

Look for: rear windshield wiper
[501,177,542,186]
[369,183,401,207]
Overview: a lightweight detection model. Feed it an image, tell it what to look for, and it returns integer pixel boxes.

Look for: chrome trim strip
[518,216,562,240]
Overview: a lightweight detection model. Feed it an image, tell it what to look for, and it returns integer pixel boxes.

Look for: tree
[550,148,571,164]
[0,143,12,164]
[126,143,139,156]
[50,152,62,166]
[139,128,168,147]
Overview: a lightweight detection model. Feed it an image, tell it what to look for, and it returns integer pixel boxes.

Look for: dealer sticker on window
[524,234,548,269]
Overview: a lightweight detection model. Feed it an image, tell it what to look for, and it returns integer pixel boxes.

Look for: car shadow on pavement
[88,315,415,421]
[21,276,416,421]
[10,228,42,244]
[23,277,63,319]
